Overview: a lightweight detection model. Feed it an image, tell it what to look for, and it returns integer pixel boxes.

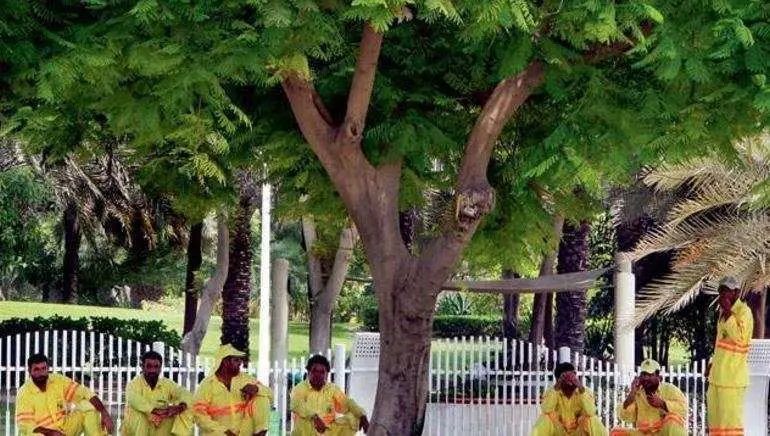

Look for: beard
[144,373,159,385]
[31,374,48,385]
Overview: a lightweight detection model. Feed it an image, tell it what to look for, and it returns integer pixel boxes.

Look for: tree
[7,1,770,433]
[554,220,591,354]
[220,171,259,354]
[632,137,770,326]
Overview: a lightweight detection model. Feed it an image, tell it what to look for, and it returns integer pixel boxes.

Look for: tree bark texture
[303,217,357,354]
[502,269,520,340]
[555,220,590,354]
[280,22,545,435]
[221,174,259,355]
[183,222,204,335]
[62,200,80,303]
[529,214,564,347]
[181,214,228,356]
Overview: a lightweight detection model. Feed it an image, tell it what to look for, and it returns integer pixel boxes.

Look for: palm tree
[630,136,770,337]
[554,220,591,354]
[220,170,259,354]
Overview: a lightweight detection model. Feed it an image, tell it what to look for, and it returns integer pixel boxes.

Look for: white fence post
[614,253,635,377]
[334,344,346,391]
[558,346,571,363]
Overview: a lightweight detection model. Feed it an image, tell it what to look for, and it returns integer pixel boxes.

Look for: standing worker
[707,276,753,436]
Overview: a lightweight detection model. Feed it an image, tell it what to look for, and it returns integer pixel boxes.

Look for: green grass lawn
[0,301,355,359]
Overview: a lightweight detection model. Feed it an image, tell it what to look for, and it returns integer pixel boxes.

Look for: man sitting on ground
[121,350,193,436]
[611,359,687,436]
[289,355,369,436]
[531,362,608,436]
[15,353,114,436]
[193,344,272,436]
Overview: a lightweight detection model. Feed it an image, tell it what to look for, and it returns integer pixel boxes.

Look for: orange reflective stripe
[36,411,66,427]
[15,413,35,422]
[709,427,744,436]
[64,382,78,402]
[716,340,749,354]
[609,429,631,436]
[194,401,253,418]
[663,414,684,426]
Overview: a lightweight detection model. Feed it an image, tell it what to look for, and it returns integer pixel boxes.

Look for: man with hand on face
[289,355,369,436]
[531,362,608,436]
[121,350,193,436]
[15,353,114,436]
[192,344,272,436]
[707,276,752,436]
[611,359,687,436]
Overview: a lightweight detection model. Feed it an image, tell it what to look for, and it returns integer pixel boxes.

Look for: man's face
[560,370,578,389]
[639,371,661,394]
[308,363,328,390]
[222,356,242,375]
[29,362,49,385]
[141,358,162,385]
[718,287,739,310]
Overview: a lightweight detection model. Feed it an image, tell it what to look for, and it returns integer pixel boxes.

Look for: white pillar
[614,253,635,375]
[558,346,571,363]
[334,344,346,390]
[152,341,165,356]
[270,258,289,364]
[257,183,272,383]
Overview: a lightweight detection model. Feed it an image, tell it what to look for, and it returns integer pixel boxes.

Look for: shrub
[433,315,502,338]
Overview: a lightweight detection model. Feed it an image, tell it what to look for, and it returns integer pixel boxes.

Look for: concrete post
[270,258,289,365]
[614,253,636,377]
[334,344,346,390]
[258,183,272,383]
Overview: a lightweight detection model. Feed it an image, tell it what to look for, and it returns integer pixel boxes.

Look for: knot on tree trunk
[454,187,495,231]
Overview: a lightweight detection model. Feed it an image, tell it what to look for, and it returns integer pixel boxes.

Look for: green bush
[433,315,502,338]
[0,315,180,347]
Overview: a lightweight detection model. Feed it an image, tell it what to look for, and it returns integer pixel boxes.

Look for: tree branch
[341,23,384,143]
[281,75,337,169]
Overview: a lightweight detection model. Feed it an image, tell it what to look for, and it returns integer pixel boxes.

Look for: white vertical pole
[558,346,571,363]
[334,344,346,391]
[258,182,272,383]
[614,253,635,380]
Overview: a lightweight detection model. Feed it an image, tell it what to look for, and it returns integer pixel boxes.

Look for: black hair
[554,362,575,379]
[306,354,331,372]
[27,353,49,368]
[141,350,163,365]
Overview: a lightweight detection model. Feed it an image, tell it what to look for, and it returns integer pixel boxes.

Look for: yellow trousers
[531,414,608,436]
[609,418,686,436]
[120,409,193,436]
[291,413,359,436]
[56,409,107,436]
[707,385,745,436]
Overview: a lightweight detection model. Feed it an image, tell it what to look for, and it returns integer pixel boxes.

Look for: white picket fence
[0,331,710,435]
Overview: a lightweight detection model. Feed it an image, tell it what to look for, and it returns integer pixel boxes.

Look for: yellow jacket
[192,373,272,434]
[710,299,753,388]
[617,382,687,431]
[123,375,192,420]
[289,380,364,426]
[15,373,95,435]
[539,387,599,432]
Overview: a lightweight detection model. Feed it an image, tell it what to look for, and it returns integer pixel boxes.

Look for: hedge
[361,310,502,338]
[0,315,181,347]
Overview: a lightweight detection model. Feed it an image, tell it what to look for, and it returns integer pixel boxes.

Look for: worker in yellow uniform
[707,276,753,436]
[530,362,608,436]
[192,344,272,436]
[289,355,369,436]
[121,350,193,436]
[610,359,687,436]
[15,353,114,436]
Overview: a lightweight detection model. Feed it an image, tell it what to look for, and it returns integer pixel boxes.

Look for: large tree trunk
[183,222,204,334]
[554,220,590,354]
[181,214,228,356]
[62,200,80,303]
[303,217,357,354]
[529,215,564,347]
[221,175,258,354]
[280,24,545,433]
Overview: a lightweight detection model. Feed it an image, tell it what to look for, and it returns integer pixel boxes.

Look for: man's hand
[167,404,187,417]
[224,430,237,436]
[241,384,259,402]
[312,415,328,433]
[565,372,584,392]
[359,416,370,432]
[705,362,712,378]
[647,394,667,411]
[100,411,115,434]
[629,376,641,393]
